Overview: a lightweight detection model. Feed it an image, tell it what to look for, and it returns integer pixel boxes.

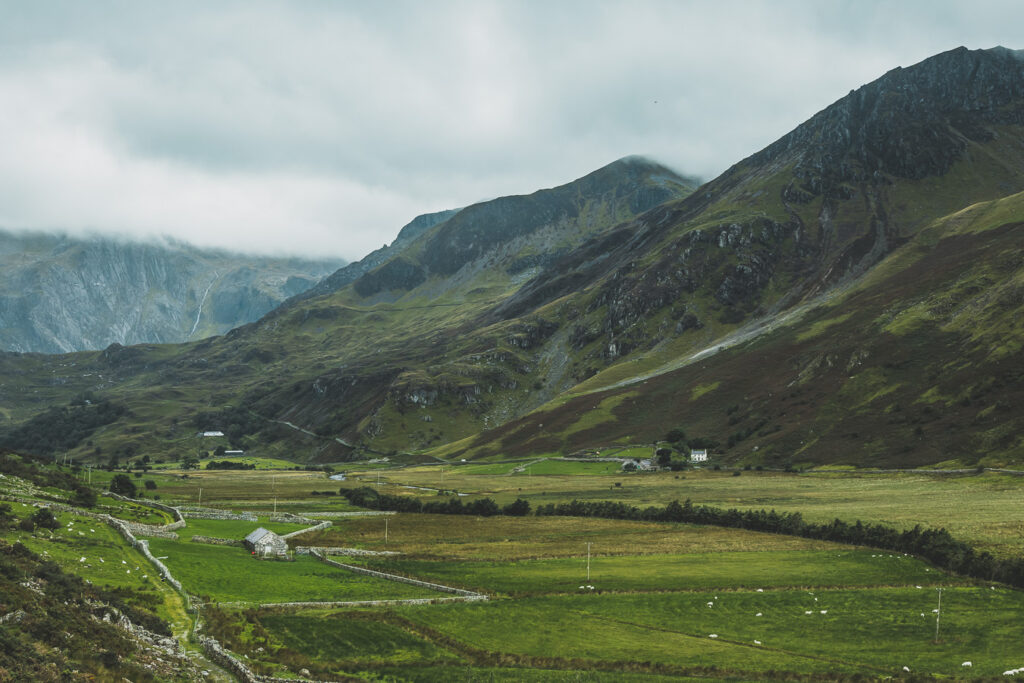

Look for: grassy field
[392,586,1024,678]
[296,514,842,560]
[181,517,311,539]
[359,549,960,596]
[146,467,362,508]
[146,538,443,604]
[343,467,1024,556]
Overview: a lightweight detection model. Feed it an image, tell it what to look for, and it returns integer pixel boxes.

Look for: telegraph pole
[587,543,591,582]
[385,517,389,546]
[934,588,943,641]
[198,487,202,506]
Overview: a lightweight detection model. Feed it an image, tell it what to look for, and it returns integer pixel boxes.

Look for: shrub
[109,474,137,498]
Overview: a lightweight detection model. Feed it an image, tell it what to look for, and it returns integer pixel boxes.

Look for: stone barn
[244,527,288,557]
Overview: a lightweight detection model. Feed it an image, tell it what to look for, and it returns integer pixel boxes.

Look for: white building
[690,449,709,463]
[244,527,288,557]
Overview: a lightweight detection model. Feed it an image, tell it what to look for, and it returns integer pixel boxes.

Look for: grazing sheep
[962,662,972,667]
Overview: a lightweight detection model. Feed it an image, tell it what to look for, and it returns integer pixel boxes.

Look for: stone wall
[294,546,400,557]
[105,517,187,601]
[267,512,316,524]
[199,636,260,683]
[190,535,243,546]
[280,521,331,539]
[304,510,395,518]
[311,550,486,599]
[181,510,257,522]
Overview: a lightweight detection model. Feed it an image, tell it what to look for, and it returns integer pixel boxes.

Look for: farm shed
[244,527,288,557]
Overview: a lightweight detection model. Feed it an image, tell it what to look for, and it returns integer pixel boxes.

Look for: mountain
[0,231,344,353]
[0,46,1021,469]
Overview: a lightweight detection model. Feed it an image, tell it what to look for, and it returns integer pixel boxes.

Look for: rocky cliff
[0,232,343,353]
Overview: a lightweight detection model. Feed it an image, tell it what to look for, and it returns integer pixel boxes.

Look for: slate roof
[245,527,272,544]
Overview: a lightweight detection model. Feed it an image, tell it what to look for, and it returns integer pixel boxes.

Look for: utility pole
[273,497,277,515]
[587,542,591,582]
[934,588,943,641]
[385,516,389,546]
[198,487,202,506]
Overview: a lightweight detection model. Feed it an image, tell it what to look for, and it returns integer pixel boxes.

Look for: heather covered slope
[445,190,1024,467]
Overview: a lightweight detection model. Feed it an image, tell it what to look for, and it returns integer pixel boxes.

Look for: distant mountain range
[0,232,343,353]
[1,46,1021,469]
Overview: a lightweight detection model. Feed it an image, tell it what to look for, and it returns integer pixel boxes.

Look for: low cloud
[0,1,1021,259]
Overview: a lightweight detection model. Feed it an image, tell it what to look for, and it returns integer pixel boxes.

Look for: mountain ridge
[0,46,1021,468]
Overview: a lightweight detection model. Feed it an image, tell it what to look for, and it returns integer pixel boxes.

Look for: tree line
[337,486,1024,590]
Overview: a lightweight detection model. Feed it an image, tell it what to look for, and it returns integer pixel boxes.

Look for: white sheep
[962,662,972,667]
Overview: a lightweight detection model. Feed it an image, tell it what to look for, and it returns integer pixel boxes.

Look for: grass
[396,597,859,675]
[392,586,1024,678]
[340,468,1024,557]
[145,538,443,604]
[300,514,843,561]
[513,460,623,476]
[360,549,959,596]
[147,468,342,506]
[181,517,312,540]
[258,612,458,665]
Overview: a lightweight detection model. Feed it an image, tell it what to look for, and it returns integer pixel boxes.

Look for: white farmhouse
[244,527,288,557]
[690,449,709,463]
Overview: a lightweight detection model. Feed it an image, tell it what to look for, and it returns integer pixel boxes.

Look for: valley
[4,452,1024,680]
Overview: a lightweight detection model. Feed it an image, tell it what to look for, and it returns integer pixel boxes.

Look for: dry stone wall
[281,521,331,539]
[181,509,257,522]
[311,550,486,599]
[294,546,399,557]
[190,535,243,546]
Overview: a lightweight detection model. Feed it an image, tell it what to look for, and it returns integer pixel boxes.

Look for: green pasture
[395,586,1024,678]
[258,612,459,666]
[397,597,857,676]
[514,459,624,476]
[362,549,959,596]
[346,467,1024,556]
[306,514,839,561]
[12,508,159,591]
[145,538,441,603]
[181,517,311,540]
[96,496,172,525]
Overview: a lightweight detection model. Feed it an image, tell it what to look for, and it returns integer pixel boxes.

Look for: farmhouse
[244,527,288,557]
[690,449,709,463]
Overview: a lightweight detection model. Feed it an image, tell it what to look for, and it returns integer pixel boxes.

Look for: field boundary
[310,549,488,600]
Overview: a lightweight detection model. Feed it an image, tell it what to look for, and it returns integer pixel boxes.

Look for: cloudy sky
[1,1,1022,260]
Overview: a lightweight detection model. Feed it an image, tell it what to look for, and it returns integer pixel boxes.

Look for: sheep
[962,662,972,667]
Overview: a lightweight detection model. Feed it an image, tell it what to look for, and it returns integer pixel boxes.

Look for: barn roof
[245,527,273,544]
